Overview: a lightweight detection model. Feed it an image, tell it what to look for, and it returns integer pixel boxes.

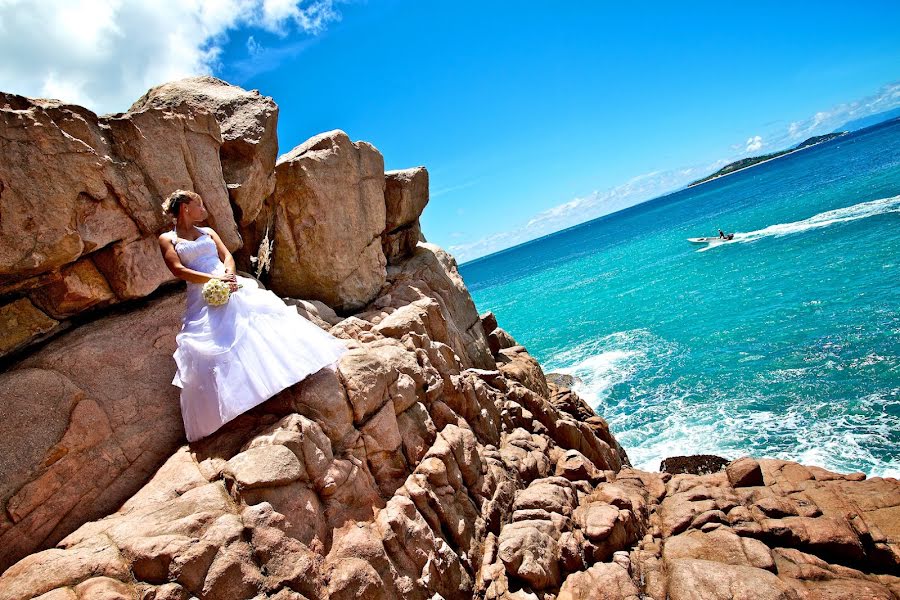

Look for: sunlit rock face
[269,129,388,312]
[130,75,279,236]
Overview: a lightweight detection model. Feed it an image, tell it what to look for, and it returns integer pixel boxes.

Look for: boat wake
[698,194,900,252]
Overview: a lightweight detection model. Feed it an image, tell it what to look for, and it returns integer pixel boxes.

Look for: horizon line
[455,118,898,267]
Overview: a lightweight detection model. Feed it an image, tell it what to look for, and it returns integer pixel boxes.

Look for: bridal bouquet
[202,278,242,306]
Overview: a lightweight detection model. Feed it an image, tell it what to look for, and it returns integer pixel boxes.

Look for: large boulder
[0,88,245,355]
[382,167,429,263]
[270,130,387,311]
[665,559,796,600]
[557,562,641,600]
[110,103,239,249]
[1,95,140,282]
[383,167,429,233]
[130,76,279,228]
[727,456,765,487]
[0,291,185,570]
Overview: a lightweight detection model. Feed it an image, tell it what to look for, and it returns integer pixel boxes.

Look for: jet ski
[688,233,734,244]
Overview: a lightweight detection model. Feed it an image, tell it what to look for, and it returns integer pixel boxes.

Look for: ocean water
[460,120,900,478]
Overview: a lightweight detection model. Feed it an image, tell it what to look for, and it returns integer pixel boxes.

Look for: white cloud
[257,0,341,34]
[227,36,321,81]
[246,35,262,55]
[0,0,346,115]
[744,135,763,153]
[785,81,900,141]
[431,176,484,198]
[521,170,690,236]
[727,81,900,160]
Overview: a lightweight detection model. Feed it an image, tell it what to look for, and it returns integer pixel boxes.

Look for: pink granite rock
[270,130,386,311]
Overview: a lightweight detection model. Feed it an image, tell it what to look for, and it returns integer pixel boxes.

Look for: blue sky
[2,1,899,261]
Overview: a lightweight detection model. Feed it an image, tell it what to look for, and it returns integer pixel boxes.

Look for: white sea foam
[547,330,900,477]
[779,392,900,478]
[698,194,900,252]
[547,331,653,403]
[623,389,900,477]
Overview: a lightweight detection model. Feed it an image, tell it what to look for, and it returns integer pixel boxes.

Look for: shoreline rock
[660,455,730,476]
[269,130,387,311]
[545,372,581,389]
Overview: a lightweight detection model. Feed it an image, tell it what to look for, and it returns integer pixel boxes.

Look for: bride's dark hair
[161,190,202,218]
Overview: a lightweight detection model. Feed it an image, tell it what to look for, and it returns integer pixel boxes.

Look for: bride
[158,190,348,442]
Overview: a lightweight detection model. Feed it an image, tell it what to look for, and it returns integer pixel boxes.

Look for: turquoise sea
[460,120,900,478]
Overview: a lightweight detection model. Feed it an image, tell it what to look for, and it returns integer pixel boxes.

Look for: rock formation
[267,131,388,311]
[0,293,184,570]
[1,79,898,600]
[0,78,275,359]
[129,76,279,273]
[130,76,279,230]
[383,167,429,264]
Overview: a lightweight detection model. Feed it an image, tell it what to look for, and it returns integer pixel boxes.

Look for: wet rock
[660,454,729,475]
[546,372,579,388]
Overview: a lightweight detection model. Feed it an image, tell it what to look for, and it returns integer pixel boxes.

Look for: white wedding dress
[167,226,348,442]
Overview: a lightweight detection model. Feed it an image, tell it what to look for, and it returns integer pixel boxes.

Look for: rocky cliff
[1,78,898,600]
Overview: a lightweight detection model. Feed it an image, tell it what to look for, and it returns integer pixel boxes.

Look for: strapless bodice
[170,228,226,302]
[172,229,221,270]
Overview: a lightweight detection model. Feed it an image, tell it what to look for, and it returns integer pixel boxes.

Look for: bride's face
[183,197,208,221]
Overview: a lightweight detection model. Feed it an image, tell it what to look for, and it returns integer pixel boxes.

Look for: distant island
[688,131,848,187]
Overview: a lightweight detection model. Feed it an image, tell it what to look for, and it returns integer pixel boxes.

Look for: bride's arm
[158,234,222,284]
[206,228,237,275]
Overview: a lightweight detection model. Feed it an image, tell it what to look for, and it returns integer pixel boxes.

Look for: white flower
[202,279,232,306]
